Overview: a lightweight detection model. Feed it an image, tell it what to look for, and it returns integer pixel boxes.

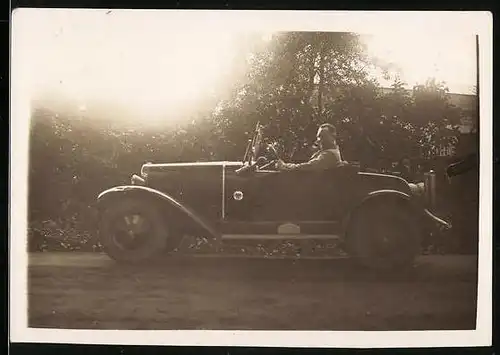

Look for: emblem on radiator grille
[233,191,244,201]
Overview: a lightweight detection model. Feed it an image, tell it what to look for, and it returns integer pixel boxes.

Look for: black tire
[99,197,168,263]
[346,201,421,271]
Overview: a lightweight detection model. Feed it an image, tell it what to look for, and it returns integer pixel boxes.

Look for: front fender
[97,185,220,239]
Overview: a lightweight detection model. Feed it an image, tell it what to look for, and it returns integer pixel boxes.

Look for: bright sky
[22,11,247,120]
[362,32,477,94]
[17,11,478,122]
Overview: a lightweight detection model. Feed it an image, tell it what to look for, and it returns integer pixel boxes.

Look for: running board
[221,234,340,241]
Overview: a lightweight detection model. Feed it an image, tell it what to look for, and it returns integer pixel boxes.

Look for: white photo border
[9,9,493,348]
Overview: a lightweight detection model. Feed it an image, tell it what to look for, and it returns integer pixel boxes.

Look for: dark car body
[96,124,451,269]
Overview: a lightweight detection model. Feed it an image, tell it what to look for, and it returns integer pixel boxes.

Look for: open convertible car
[96,123,452,270]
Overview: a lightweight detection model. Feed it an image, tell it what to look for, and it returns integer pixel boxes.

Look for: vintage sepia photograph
[10,10,492,348]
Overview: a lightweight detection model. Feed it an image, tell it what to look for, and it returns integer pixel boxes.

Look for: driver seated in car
[276,123,346,171]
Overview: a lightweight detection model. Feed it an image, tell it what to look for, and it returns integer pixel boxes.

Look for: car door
[223,167,341,223]
[255,170,343,222]
[223,169,284,222]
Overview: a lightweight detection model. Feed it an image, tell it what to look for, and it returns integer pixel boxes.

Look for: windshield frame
[242,121,263,165]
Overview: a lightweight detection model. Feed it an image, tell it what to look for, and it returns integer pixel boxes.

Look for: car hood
[141,161,243,174]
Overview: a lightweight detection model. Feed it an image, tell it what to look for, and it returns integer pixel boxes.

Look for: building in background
[380,87,478,158]
[448,92,478,134]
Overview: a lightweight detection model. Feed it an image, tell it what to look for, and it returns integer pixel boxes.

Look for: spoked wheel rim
[99,197,169,263]
[110,212,154,251]
[367,210,409,258]
[352,206,419,269]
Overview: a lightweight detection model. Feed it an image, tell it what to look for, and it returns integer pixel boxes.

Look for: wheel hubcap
[112,213,151,250]
[368,211,407,258]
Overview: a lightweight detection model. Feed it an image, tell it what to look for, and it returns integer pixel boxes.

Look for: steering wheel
[259,159,276,171]
[235,141,282,175]
[235,156,268,175]
[257,142,281,170]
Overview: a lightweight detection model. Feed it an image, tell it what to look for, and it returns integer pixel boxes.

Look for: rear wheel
[99,197,168,263]
[346,201,421,271]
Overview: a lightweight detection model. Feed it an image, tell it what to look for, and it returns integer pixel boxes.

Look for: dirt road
[28,253,478,331]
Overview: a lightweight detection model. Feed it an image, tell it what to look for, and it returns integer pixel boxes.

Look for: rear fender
[341,189,419,238]
[97,185,220,239]
[361,189,414,207]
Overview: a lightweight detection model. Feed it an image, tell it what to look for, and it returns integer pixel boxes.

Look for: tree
[212,32,384,163]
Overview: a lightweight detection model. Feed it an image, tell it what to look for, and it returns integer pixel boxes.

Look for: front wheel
[346,202,421,271]
[99,197,168,263]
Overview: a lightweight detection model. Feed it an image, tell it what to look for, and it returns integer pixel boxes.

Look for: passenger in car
[276,123,347,171]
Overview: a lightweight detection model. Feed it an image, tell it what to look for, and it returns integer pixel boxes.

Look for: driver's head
[316,123,337,149]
